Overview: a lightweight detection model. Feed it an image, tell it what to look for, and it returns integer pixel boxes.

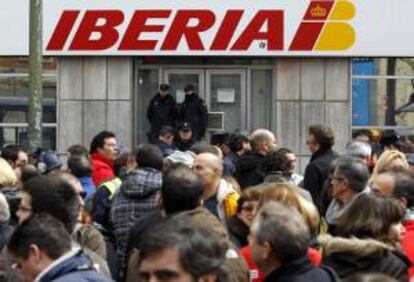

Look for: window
[0,57,57,149]
[352,58,414,152]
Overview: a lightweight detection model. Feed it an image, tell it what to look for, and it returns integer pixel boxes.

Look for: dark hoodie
[234,151,266,189]
[318,234,410,282]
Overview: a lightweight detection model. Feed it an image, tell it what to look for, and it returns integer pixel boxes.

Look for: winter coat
[111,168,162,264]
[223,152,238,177]
[303,148,338,211]
[318,234,410,281]
[78,176,96,201]
[234,151,267,189]
[227,216,249,248]
[402,209,414,279]
[1,187,21,226]
[239,246,323,282]
[263,255,338,282]
[72,223,107,260]
[37,249,113,282]
[0,223,13,251]
[179,93,208,140]
[146,93,179,136]
[91,153,115,187]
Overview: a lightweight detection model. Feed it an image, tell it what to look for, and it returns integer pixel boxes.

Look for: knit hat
[38,150,62,174]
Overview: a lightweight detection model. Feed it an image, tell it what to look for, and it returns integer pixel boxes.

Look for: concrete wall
[274,58,351,172]
[58,57,133,152]
[57,57,351,173]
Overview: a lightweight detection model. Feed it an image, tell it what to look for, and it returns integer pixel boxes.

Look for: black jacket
[318,234,410,282]
[227,216,249,248]
[263,255,338,282]
[147,94,178,135]
[303,148,338,211]
[234,151,266,189]
[179,93,208,139]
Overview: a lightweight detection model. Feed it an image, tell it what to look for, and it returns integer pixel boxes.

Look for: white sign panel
[2,0,414,56]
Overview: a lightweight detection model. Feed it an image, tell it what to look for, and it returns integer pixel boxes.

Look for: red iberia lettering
[161,10,216,50]
[232,10,284,51]
[47,11,80,50]
[70,10,124,50]
[210,10,244,50]
[119,10,171,50]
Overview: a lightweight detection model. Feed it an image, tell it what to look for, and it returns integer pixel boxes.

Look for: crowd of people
[0,85,412,281]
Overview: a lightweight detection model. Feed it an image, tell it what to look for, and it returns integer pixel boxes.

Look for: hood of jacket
[318,234,392,257]
[120,168,162,198]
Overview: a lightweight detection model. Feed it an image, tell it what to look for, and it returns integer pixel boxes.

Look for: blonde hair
[0,158,17,187]
[370,150,409,185]
[257,182,320,234]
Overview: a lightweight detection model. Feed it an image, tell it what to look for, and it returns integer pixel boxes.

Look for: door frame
[163,68,206,99]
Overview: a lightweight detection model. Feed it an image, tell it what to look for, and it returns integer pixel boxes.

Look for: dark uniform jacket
[179,93,208,140]
[303,148,338,211]
[146,94,178,137]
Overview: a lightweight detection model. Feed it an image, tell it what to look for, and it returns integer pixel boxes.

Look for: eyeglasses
[329,176,346,182]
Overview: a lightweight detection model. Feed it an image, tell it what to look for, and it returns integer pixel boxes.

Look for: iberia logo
[289,0,355,51]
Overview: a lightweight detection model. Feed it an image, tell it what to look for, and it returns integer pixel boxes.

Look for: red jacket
[239,246,322,282]
[402,220,414,279]
[91,152,115,187]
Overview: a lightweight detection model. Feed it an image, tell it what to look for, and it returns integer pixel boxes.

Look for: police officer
[147,84,179,142]
[179,84,208,141]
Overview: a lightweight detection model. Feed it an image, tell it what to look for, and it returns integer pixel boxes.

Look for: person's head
[0,193,10,224]
[18,175,79,233]
[178,122,193,142]
[114,152,136,178]
[210,133,231,156]
[159,126,175,146]
[20,165,41,186]
[67,144,89,158]
[138,220,228,282]
[352,130,371,144]
[89,131,118,161]
[249,129,277,155]
[236,188,261,227]
[184,84,195,95]
[2,145,28,168]
[159,83,170,97]
[380,133,402,151]
[371,171,398,197]
[164,151,194,173]
[392,172,414,209]
[37,150,62,175]
[161,166,203,214]
[7,213,72,282]
[276,148,297,175]
[371,150,409,180]
[250,202,310,274]
[228,134,250,156]
[56,172,85,211]
[307,125,334,154]
[336,193,406,243]
[0,157,18,188]
[135,144,164,170]
[257,183,320,234]
[346,141,372,164]
[67,155,92,178]
[330,156,369,204]
[190,142,221,156]
[193,153,223,194]
[263,149,291,178]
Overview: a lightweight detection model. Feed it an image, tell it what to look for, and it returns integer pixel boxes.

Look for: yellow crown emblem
[311,5,327,17]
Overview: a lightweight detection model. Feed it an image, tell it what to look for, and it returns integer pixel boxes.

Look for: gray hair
[346,141,372,160]
[251,201,310,264]
[0,193,10,223]
[334,156,369,193]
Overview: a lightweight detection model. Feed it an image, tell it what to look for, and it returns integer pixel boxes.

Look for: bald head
[193,153,223,193]
[250,129,277,155]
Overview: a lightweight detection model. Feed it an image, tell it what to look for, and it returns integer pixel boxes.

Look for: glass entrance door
[164,69,205,103]
[206,69,246,133]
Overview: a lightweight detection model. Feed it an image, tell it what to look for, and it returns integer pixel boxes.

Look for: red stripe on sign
[289,22,324,51]
[304,1,335,21]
